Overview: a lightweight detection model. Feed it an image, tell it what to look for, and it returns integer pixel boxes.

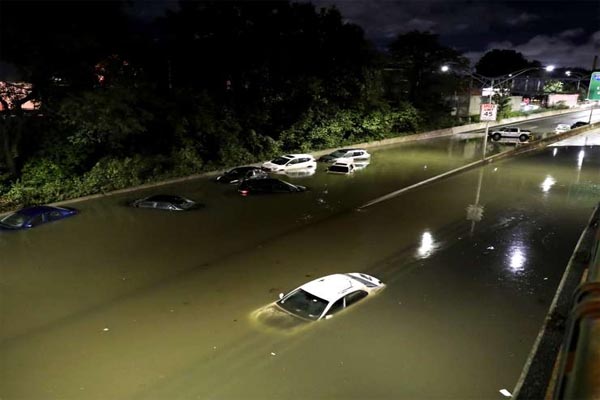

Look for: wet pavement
[2,128,600,399]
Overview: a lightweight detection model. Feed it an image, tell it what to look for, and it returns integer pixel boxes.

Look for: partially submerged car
[131,195,199,211]
[319,148,371,163]
[0,205,78,230]
[261,154,316,173]
[215,166,268,184]
[571,121,589,129]
[327,159,355,175]
[275,273,384,321]
[238,178,307,196]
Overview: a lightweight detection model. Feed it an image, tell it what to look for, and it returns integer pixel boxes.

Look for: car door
[26,214,45,228]
[344,290,368,307]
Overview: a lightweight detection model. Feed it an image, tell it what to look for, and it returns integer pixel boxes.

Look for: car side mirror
[278,293,284,299]
[325,315,333,320]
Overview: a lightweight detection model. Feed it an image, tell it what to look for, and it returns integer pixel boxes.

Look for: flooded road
[2,131,600,399]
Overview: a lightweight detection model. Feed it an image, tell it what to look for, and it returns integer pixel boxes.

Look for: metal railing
[550,206,600,399]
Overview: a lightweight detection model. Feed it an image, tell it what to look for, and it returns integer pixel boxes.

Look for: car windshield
[277,289,328,320]
[329,150,348,158]
[329,165,350,173]
[0,213,28,228]
[227,167,252,177]
[271,157,291,165]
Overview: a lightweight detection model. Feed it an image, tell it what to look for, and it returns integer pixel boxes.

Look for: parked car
[261,154,316,173]
[571,121,589,129]
[238,178,307,196]
[319,148,371,163]
[489,126,532,142]
[131,195,199,211]
[554,124,571,134]
[327,159,355,175]
[215,166,268,184]
[274,273,385,321]
[0,205,78,230]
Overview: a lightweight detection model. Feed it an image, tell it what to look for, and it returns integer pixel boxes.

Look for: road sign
[480,103,497,121]
[588,72,600,101]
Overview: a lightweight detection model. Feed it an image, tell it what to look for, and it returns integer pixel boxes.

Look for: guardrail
[549,208,600,399]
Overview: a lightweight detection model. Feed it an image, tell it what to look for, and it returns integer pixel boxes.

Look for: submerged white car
[319,148,371,163]
[327,158,355,175]
[275,273,385,321]
[262,154,317,173]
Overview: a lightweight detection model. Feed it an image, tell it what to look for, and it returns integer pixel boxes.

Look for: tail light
[240,190,249,196]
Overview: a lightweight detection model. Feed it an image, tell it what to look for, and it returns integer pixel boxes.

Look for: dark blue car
[0,205,78,230]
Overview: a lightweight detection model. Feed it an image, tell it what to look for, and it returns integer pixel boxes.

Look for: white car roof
[300,273,382,303]
[285,153,314,159]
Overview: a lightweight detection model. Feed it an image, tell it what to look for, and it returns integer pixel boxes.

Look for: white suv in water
[261,154,317,173]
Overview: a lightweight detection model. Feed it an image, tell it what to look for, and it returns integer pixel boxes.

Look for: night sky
[133,0,599,69]
[308,0,600,69]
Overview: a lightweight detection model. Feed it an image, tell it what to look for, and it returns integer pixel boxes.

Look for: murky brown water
[2,133,600,399]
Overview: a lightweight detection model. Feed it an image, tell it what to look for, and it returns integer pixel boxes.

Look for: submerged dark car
[131,195,200,211]
[215,166,268,184]
[0,205,78,230]
[238,178,307,196]
[571,121,589,129]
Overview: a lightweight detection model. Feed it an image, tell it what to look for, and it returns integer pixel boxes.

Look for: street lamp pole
[482,78,494,161]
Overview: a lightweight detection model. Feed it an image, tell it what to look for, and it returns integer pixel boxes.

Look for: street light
[565,70,586,91]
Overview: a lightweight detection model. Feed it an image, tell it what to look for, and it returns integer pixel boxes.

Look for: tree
[0,82,38,176]
[475,49,541,77]
[543,80,564,93]
[387,31,467,107]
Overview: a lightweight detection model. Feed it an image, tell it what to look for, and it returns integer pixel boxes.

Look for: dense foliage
[0,1,575,211]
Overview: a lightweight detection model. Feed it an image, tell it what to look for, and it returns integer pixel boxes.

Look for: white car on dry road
[489,126,532,142]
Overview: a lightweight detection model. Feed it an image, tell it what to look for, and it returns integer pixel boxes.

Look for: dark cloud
[308,0,600,68]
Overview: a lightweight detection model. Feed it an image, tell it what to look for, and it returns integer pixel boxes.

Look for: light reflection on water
[508,245,527,273]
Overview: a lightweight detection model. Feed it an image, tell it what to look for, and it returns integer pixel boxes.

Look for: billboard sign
[588,72,600,101]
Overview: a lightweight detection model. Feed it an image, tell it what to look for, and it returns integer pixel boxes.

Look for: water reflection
[508,245,527,273]
[577,150,585,170]
[278,168,316,179]
[540,175,556,193]
[466,168,485,234]
[416,230,437,258]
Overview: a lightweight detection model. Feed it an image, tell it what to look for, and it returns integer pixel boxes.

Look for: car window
[156,202,172,210]
[345,290,368,307]
[28,215,44,227]
[277,289,328,320]
[327,298,345,315]
[0,213,28,228]
[47,210,63,220]
[329,165,350,173]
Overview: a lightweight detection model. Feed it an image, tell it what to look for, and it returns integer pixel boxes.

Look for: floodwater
[2,132,600,399]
